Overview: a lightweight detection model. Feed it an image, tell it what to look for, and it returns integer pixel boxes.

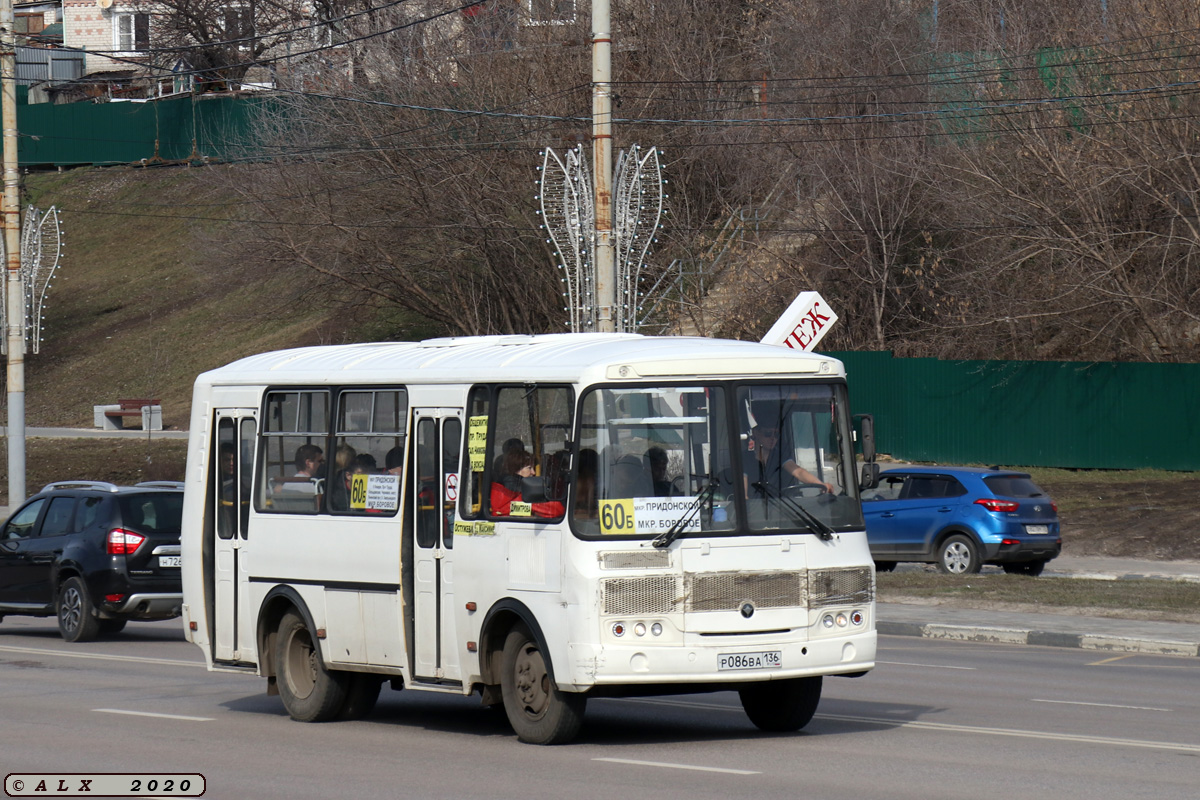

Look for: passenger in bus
[491,449,564,518]
[294,444,325,479]
[743,424,834,497]
[647,447,679,497]
[275,444,325,495]
[328,444,358,509]
[385,445,404,477]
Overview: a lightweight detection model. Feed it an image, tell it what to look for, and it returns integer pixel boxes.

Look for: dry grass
[878,572,1200,624]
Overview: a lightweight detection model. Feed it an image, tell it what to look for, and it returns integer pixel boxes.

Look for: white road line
[877,660,976,670]
[818,713,1200,753]
[1031,698,1172,712]
[0,645,202,668]
[94,709,214,722]
[612,699,1198,754]
[594,758,759,775]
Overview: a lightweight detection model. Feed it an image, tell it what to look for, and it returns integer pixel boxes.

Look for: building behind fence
[831,352,1199,471]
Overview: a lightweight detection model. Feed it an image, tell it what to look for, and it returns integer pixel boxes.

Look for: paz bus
[180,333,878,744]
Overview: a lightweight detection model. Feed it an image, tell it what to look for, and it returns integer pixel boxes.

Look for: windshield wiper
[651,481,716,549]
[752,481,836,541]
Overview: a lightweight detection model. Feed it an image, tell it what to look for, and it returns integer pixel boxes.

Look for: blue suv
[862,467,1061,576]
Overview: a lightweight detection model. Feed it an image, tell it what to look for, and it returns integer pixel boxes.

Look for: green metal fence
[15,94,269,167]
[828,351,1200,471]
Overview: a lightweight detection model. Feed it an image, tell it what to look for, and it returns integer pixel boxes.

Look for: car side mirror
[860,462,880,491]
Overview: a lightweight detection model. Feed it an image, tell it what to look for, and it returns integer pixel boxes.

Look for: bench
[93,398,163,431]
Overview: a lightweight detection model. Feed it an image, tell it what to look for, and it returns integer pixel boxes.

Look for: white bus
[180,333,878,744]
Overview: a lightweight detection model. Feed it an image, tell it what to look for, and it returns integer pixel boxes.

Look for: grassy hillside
[12,166,353,429]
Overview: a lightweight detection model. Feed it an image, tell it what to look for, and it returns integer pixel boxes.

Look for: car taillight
[106,528,146,555]
[974,498,1020,513]
[1051,501,1058,512]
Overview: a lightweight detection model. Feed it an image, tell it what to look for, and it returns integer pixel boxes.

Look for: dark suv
[0,481,184,642]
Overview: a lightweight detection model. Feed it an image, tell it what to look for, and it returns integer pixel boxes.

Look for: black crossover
[0,481,184,642]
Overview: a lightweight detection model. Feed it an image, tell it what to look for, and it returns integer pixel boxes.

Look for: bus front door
[210,410,257,664]
[412,409,463,682]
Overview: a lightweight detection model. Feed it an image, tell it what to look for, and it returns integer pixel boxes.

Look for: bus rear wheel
[739,676,823,732]
[276,610,348,722]
[500,624,585,745]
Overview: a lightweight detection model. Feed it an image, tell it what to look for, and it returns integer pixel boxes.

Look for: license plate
[718,651,781,671]
[158,556,182,568]
[1025,524,1049,534]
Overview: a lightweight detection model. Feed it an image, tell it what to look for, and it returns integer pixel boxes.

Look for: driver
[743,424,835,497]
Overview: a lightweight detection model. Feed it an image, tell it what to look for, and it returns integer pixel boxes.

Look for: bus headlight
[822,614,835,629]
[651,622,663,636]
[634,623,647,637]
[836,613,849,627]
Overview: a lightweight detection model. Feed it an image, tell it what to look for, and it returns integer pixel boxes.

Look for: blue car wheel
[937,534,981,575]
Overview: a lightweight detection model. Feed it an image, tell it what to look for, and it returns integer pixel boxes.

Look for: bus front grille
[600,576,682,615]
[600,568,874,616]
[685,571,805,612]
[809,567,874,607]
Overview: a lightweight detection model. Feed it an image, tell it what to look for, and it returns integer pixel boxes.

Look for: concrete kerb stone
[878,621,1200,657]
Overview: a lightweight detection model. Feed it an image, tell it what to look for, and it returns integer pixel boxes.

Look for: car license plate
[718,651,781,671]
[158,556,182,568]
[1025,524,1049,534]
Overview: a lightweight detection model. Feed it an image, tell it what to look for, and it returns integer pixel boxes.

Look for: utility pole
[592,0,615,333]
[1,0,25,504]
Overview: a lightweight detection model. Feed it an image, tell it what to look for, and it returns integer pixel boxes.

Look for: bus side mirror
[860,462,880,491]
[854,413,876,463]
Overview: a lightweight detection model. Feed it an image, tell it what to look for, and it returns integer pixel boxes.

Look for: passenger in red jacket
[491,448,565,518]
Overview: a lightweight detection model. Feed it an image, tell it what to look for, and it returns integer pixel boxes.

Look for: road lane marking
[878,660,976,670]
[594,758,758,775]
[1031,699,1172,712]
[818,713,1200,753]
[94,709,214,722]
[614,700,1199,754]
[1089,655,1133,665]
[0,645,202,668]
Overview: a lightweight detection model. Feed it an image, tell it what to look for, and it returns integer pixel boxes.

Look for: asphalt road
[2,617,1197,800]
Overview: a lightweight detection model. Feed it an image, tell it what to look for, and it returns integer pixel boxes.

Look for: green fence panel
[12,95,270,167]
[828,351,1200,471]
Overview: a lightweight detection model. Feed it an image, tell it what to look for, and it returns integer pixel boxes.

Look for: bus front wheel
[500,624,586,745]
[739,676,822,732]
[276,610,348,722]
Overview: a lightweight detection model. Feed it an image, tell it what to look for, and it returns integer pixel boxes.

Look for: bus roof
[196,333,845,387]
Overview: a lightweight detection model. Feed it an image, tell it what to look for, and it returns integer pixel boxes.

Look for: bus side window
[461,386,491,521]
[257,390,329,515]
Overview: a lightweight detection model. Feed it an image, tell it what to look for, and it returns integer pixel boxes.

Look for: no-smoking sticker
[445,473,458,502]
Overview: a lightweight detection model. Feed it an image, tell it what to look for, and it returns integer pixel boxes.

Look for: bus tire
[500,624,585,745]
[275,610,348,722]
[739,676,822,732]
[337,674,383,721]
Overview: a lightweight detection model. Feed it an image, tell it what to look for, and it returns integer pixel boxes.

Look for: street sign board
[761,291,838,351]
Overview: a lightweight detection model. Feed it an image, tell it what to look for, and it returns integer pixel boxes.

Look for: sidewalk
[881,554,1200,657]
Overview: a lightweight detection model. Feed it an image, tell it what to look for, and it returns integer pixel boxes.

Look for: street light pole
[591,0,615,333]
[1,0,25,504]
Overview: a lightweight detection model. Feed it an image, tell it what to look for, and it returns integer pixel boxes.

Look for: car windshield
[118,494,184,534]
[983,475,1045,498]
[572,381,863,539]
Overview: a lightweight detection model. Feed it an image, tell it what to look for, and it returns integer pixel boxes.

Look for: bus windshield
[573,381,863,539]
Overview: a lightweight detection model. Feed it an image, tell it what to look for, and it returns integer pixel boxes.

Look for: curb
[877,621,1200,657]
